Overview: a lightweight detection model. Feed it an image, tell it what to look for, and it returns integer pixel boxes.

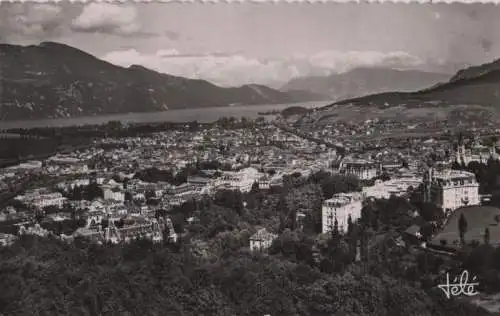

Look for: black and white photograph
[2,1,500,315]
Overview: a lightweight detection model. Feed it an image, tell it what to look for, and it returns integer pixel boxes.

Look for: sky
[1,2,500,87]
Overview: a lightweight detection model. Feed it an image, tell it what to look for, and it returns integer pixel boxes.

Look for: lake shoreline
[0,101,330,130]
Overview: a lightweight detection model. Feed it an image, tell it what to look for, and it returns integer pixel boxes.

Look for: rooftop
[342,158,377,166]
[250,228,277,241]
[433,170,476,181]
[324,192,363,205]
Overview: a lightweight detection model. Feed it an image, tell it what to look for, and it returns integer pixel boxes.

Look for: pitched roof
[250,228,277,241]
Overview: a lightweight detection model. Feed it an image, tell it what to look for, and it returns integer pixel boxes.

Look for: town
[2,114,500,314]
[3,2,500,315]
[2,116,500,256]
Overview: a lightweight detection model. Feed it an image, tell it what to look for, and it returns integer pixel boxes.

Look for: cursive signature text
[437,270,479,299]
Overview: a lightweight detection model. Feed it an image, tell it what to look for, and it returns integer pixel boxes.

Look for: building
[249,228,278,252]
[73,214,174,244]
[217,167,263,193]
[18,223,51,237]
[15,191,67,210]
[56,179,91,191]
[17,160,43,171]
[322,192,363,234]
[0,233,17,246]
[187,175,212,188]
[296,212,306,231]
[33,192,67,209]
[339,158,378,180]
[362,175,422,199]
[423,168,480,214]
[102,186,125,202]
[258,175,270,190]
[454,136,500,165]
[169,183,199,196]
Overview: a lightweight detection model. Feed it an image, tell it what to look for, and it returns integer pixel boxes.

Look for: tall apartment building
[322,192,363,234]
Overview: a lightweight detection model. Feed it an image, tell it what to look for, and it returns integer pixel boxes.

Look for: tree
[84,183,103,200]
[173,168,190,185]
[34,210,44,223]
[155,209,168,219]
[401,159,409,169]
[333,217,339,238]
[484,227,491,245]
[250,181,260,194]
[347,214,353,236]
[145,189,156,200]
[418,202,444,223]
[451,160,462,170]
[459,213,468,245]
[42,205,59,215]
[124,192,133,202]
[420,223,436,242]
[214,190,243,215]
[379,172,391,181]
[491,135,498,145]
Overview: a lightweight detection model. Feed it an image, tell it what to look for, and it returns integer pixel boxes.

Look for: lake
[0,101,331,130]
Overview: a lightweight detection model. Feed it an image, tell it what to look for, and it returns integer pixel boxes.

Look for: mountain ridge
[0,41,328,121]
[323,57,500,109]
[281,67,451,101]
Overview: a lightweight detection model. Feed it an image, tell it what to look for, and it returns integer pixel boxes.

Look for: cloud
[102,49,427,87]
[71,3,143,36]
[164,31,181,41]
[156,49,181,57]
[0,2,169,41]
[0,3,67,40]
[480,38,493,53]
[305,51,424,73]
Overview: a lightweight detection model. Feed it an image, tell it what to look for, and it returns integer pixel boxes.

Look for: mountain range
[4,41,500,122]
[0,42,328,121]
[281,68,451,101]
[329,58,500,109]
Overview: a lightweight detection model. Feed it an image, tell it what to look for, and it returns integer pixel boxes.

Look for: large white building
[217,167,263,193]
[322,192,363,234]
[15,191,67,210]
[339,158,379,180]
[363,175,423,199]
[32,192,67,209]
[424,169,480,213]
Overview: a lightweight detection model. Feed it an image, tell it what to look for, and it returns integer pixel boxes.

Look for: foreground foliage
[0,235,491,316]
